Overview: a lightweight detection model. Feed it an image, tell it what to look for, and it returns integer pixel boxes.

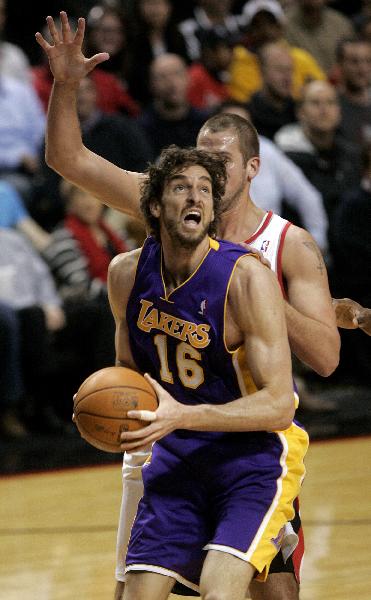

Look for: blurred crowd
[0,0,370,439]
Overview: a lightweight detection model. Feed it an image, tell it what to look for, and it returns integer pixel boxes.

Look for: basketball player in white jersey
[36,13,347,600]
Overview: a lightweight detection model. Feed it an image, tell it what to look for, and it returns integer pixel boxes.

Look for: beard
[162,214,211,249]
[220,177,247,213]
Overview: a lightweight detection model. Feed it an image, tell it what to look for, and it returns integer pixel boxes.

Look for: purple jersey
[125,235,309,591]
[127,235,260,449]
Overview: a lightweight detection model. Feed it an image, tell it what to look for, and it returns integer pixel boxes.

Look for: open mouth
[183,210,201,226]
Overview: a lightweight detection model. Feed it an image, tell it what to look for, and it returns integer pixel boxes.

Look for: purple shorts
[126,425,308,593]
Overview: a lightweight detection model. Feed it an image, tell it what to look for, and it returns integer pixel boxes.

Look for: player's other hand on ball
[120,374,185,452]
[332,297,362,329]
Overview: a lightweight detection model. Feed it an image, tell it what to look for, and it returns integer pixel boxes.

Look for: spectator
[0,228,66,433]
[34,75,153,231]
[284,0,355,74]
[0,302,27,438]
[248,41,297,139]
[187,30,233,110]
[178,0,243,61]
[0,74,45,202]
[329,142,371,384]
[275,80,362,224]
[336,38,371,144]
[228,0,325,103]
[138,53,208,158]
[33,16,139,116]
[77,77,153,172]
[354,13,371,44]
[85,4,130,85]
[43,183,123,383]
[218,100,328,250]
[0,180,50,251]
[32,58,140,118]
[126,0,189,105]
[44,181,127,300]
[0,0,31,82]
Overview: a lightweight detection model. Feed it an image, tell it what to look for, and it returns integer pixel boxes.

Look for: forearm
[45,81,83,174]
[285,301,340,376]
[181,388,294,433]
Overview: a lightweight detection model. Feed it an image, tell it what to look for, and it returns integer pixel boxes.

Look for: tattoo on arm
[303,241,324,275]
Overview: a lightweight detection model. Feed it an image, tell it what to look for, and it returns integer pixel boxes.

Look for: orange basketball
[73,366,157,453]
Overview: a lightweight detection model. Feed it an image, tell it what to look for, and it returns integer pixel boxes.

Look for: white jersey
[246,210,291,295]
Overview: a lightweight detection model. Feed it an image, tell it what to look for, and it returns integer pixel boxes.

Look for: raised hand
[35,11,109,84]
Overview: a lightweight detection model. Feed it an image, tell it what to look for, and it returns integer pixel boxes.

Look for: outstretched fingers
[60,10,73,43]
[73,16,86,47]
[35,31,52,52]
[46,15,60,46]
[85,52,110,71]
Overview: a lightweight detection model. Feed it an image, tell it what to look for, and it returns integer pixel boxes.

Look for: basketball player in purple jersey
[36,12,368,600]
[107,145,308,599]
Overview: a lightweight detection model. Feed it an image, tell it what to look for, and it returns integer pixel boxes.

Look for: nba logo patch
[260,240,270,253]
[198,299,207,316]
[271,526,285,550]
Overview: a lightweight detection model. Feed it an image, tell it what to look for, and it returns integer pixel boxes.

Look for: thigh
[123,571,174,600]
[200,550,255,600]
[205,426,308,582]
[126,443,210,591]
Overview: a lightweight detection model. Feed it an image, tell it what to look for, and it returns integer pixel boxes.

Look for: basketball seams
[74,385,156,410]
[76,420,123,453]
[73,366,157,452]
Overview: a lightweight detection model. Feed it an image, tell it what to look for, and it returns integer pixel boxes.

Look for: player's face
[197,128,248,212]
[155,165,215,249]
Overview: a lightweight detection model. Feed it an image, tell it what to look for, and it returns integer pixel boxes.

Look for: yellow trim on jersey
[209,237,219,250]
[247,423,309,580]
[132,241,147,282]
[232,347,258,395]
[160,237,219,301]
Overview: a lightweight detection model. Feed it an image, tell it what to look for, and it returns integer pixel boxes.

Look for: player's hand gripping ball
[73,367,158,452]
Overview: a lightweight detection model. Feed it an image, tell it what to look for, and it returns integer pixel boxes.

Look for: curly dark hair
[140,145,228,241]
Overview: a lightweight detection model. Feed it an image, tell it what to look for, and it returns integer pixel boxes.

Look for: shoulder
[325,7,354,29]
[109,248,142,281]
[290,45,326,71]
[282,223,314,255]
[231,252,278,293]
[282,224,324,276]
[228,254,283,329]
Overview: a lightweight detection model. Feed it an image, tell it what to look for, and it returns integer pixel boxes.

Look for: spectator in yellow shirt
[228,0,325,102]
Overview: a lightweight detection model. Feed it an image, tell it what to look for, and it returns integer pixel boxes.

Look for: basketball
[73,366,158,453]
